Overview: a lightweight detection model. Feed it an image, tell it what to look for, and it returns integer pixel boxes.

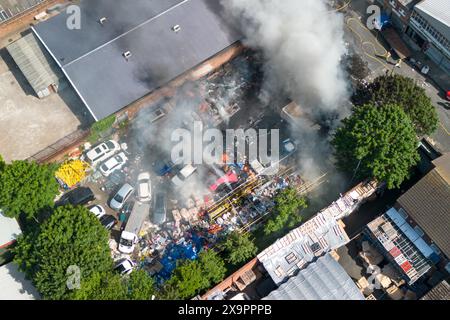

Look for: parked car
[118,231,138,254]
[99,152,128,177]
[171,164,197,187]
[100,215,117,230]
[114,258,135,276]
[88,205,106,219]
[137,172,152,203]
[110,183,134,211]
[153,192,167,225]
[56,187,95,207]
[85,140,121,167]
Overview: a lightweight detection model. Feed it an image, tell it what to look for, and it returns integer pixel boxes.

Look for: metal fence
[27,129,89,163]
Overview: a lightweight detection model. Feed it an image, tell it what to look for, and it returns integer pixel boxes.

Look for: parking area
[0,49,83,162]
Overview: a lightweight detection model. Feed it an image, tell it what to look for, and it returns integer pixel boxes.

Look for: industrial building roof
[414,0,450,39]
[257,210,350,285]
[421,280,450,300]
[0,263,40,300]
[32,0,242,120]
[6,32,63,98]
[263,254,364,300]
[397,153,450,259]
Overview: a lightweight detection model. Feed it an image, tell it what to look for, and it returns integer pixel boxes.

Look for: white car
[114,258,135,276]
[171,164,197,187]
[89,205,106,219]
[137,172,152,203]
[85,140,120,167]
[118,231,138,254]
[99,152,128,177]
[110,183,134,211]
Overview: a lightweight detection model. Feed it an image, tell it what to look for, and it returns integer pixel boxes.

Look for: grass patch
[88,115,116,143]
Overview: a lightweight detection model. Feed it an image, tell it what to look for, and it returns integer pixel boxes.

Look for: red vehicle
[209,172,239,192]
[446,90,450,101]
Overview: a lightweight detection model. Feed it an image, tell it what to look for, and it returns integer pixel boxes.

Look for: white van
[171,164,197,188]
[118,202,150,254]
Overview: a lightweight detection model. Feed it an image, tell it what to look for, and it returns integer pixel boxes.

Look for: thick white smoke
[222,0,349,114]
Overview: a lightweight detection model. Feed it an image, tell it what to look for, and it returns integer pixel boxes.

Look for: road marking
[439,122,450,136]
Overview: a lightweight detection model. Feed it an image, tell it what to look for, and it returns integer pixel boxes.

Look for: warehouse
[30,0,242,121]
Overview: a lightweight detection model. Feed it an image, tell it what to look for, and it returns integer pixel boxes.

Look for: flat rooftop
[33,0,242,120]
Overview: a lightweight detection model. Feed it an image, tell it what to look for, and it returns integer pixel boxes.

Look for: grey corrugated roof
[32,0,242,120]
[421,280,450,300]
[6,32,63,97]
[397,155,450,258]
[263,254,364,300]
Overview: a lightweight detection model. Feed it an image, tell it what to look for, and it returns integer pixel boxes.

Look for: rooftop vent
[123,51,132,61]
[172,25,181,33]
[99,17,107,25]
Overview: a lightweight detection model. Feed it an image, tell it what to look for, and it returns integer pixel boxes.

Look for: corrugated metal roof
[414,0,450,39]
[257,211,350,285]
[33,0,242,120]
[263,254,364,300]
[6,32,63,97]
[397,157,450,258]
[421,280,450,300]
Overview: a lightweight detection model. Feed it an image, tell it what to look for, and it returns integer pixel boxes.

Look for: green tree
[13,206,113,299]
[332,103,420,189]
[264,188,308,235]
[353,74,438,136]
[71,272,127,300]
[0,154,5,173]
[219,231,257,265]
[163,260,207,300]
[162,250,226,300]
[197,249,226,285]
[0,160,59,219]
[125,269,158,300]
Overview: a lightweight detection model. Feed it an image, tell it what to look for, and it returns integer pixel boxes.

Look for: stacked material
[55,160,90,188]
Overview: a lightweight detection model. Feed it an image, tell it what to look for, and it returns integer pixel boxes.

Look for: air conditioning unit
[123,51,132,60]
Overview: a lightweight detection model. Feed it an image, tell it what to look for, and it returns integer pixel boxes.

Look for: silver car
[110,184,134,211]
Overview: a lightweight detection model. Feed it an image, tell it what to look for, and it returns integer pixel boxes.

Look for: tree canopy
[72,269,157,300]
[0,154,4,173]
[264,188,307,235]
[0,160,59,219]
[353,74,438,136]
[13,206,113,299]
[219,231,258,265]
[162,250,226,300]
[332,103,420,189]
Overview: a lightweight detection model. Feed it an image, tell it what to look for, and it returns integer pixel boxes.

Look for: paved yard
[0,49,83,162]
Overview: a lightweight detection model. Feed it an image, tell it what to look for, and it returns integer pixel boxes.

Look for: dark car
[153,192,167,225]
[56,187,95,207]
[100,215,118,230]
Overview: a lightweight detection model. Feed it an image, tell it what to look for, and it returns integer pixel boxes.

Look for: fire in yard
[65,49,347,285]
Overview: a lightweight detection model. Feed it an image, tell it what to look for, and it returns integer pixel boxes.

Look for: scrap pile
[55,160,90,189]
